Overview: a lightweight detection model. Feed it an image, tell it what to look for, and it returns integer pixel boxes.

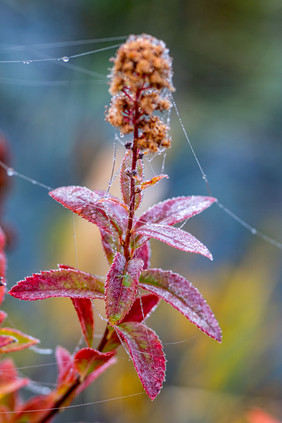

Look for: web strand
[0,43,121,64]
[171,95,282,251]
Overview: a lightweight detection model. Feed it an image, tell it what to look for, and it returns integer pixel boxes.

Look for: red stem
[123,89,141,261]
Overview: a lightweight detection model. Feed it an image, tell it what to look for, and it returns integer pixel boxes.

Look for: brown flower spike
[106,34,175,153]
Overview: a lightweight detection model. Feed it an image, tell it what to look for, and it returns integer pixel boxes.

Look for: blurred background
[0,0,282,422]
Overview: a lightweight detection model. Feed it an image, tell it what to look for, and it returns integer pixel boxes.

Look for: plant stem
[123,89,141,261]
[97,324,109,352]
[37,377,81,423]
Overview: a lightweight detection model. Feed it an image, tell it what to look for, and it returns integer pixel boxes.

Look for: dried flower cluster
[106,34,175,153]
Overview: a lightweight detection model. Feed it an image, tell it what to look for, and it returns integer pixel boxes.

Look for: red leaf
[0,285,5,306]
[0,335,16,349]
[71,298,94,347]
[100,228,120,265]
[122,294,159,323]
[102,294,159,353]
[76,351,117,395]
[120,150,144,210]
[49,186,127,236]
[115,322,166,400]
[0,252,6,287]
[9,268,104,301]
[16,394,56,423]
[74,348,116,379]
[56,346,76,390]
[140,269,222,342]
[0,359,29,396]
[0,328,39,353]
[135,195,216,229]
[0,310,7,324]
[135,223,213,260]
[141,174,168,190]
[105,253,143,325]
[133,242,151,269]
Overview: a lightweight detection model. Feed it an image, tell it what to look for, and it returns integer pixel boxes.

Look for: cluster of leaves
[0,34,221,422]
[8,149,221,402]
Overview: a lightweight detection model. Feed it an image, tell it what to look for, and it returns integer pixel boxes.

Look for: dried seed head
[106,34,174,153]
[109,34,174,95]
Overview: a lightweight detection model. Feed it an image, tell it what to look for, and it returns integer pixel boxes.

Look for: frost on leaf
[71,298,94,348]
[132,242,151,269]
[140,269,222,342]
[9,267,104,301]
[135,195,216,229]
[115,321,166,400]
[100,228,120,265]
[102,293,160,353]
[105,253,143,325]
[120,150,144,210]
[135,223,213,260]
[0,328,39,353]
[49,186,127,237]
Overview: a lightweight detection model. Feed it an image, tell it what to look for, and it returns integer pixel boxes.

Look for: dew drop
[7,168,15,176]
[251,228,257,235]
[61,56,70,63]
[23,60,30,65]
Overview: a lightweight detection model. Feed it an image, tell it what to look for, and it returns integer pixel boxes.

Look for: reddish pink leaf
[0,252,6,287]
[141,174,168,190]
[120,150,144,210]
[0,310,7,324]
[76,351,117,395]
[16,393,56,423]
[102,294,159,353]
[9,268,104,301]
[100,228,120,265]
[0,285,5,306]
[0,328,39,353]
[0,335,16,349]
[133,242,151,269]
[135,223,213,260]
[74,348,116,379]
[0,359,29,396]
[115,322,166,400]
[0,226,6,289]
[49,186,127,236]
[122,294,160,323]
[105,253,143,325]
[140,269,222,342]
[135,195,216,229]
[71,298,94,347]
[56,346,76,390]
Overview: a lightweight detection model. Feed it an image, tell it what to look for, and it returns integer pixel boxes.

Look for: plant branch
[37,377,81,423]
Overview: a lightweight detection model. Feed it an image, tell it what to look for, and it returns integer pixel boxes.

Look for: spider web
[0,35,281,419]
